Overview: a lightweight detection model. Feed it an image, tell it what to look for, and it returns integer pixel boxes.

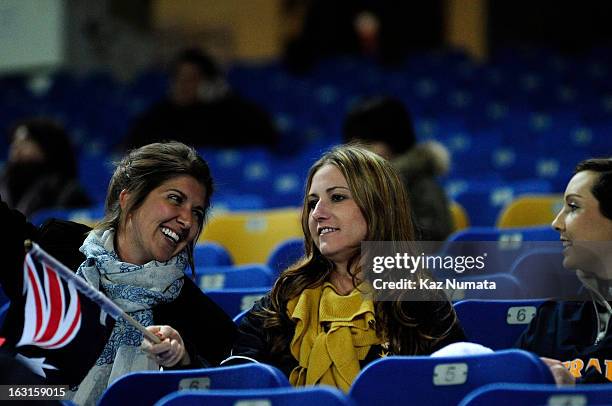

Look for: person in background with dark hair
[122,48,278,150]
[343,96,453,241]
[0,118,91,217]
[517,157,612,384]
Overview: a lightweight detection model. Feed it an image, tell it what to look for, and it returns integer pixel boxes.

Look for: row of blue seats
[3,49,612,157]
[96,349,612,406]
[37,145,569,224]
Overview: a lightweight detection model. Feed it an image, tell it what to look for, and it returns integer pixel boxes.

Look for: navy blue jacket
[517,300,612,383]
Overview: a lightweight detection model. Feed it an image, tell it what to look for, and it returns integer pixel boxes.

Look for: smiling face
[552,170,612,275]
[116,175,206,265]
[307,164,368,269]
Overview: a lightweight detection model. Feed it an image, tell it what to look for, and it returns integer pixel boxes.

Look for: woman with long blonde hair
[227,144,464,391]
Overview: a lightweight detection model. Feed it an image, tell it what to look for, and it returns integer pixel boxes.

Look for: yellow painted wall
[153,0,282,60]
[445,0,488,60]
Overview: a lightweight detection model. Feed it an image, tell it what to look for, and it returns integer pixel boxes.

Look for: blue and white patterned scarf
[72,228,187,405]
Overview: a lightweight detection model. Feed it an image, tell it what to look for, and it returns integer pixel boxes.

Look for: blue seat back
[99,363,290,406]
[193,242,233,268]
[511,248,583,299]
[196,265,274,290]
[454,300,545,349]
[206,288,269,318]
[154,386,354,406]
[267,237,304,276]
[458,383,612,406]
[441,226,559,275]
[349,350,553,406]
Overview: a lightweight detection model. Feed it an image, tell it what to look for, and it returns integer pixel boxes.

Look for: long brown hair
[257,144,456,355]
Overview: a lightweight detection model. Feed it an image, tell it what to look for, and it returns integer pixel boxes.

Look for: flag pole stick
[24,240,161,344]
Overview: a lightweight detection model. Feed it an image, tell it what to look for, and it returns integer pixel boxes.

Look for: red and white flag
[17,252,82,349]
[6,242,157,384]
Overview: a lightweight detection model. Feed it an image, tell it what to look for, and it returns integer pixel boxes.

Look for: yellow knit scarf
[287,282,381,392]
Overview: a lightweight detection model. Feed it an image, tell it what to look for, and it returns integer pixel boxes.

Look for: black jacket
[0,197,237,385]
[516,300,612,383]
[230,295,466,378]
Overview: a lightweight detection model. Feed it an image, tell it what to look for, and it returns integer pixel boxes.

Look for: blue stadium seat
[510,248,583,299]
[267,237,304,276]
[205,288,269,318]
[28,205,105,227]
[453,180,552,227]
[212,193,267,211]
[349,350,553,406]
[458,383,612,406]
[453,300,545,349]
[154,386,354,406]
[98,363,290,406]
[441,226,559,275]
[195,265,274,290]
[193,242,233,268]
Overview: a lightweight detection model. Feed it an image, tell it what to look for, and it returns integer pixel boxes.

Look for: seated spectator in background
[226,145,465,391]
[0,118,91,217]
[121,48,278,150]
[517,157,612,384]
[1,142,236,404]
[343,97,453,241]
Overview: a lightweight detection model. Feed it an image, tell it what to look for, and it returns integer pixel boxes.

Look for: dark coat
[516,300,612,383]
[122,93,278,150]
[393,142,453,241]
[0,197,237,385]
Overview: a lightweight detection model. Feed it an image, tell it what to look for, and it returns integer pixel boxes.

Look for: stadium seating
[193,242,233,268]
[450,201,469,232]
[28,205,104,227]
[200,208,302,264]
[205,287,269,318]
[98,363,290,406]
[441,225,559,275]
[452,180,553,227]
[496,194,564,228]
[458,383,612,406]
[349,350,554,406]
[510,248,583,299]
[195,264,274,290]
[453,300,545,349]
[267,237,304,276]
[154,386,354,406]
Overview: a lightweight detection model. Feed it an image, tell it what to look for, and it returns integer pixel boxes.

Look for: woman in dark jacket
[0,142,236,404]
[517,157,612,384]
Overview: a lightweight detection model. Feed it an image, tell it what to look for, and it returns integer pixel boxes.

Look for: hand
[540,357,575,386]
[140,325,191,368]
